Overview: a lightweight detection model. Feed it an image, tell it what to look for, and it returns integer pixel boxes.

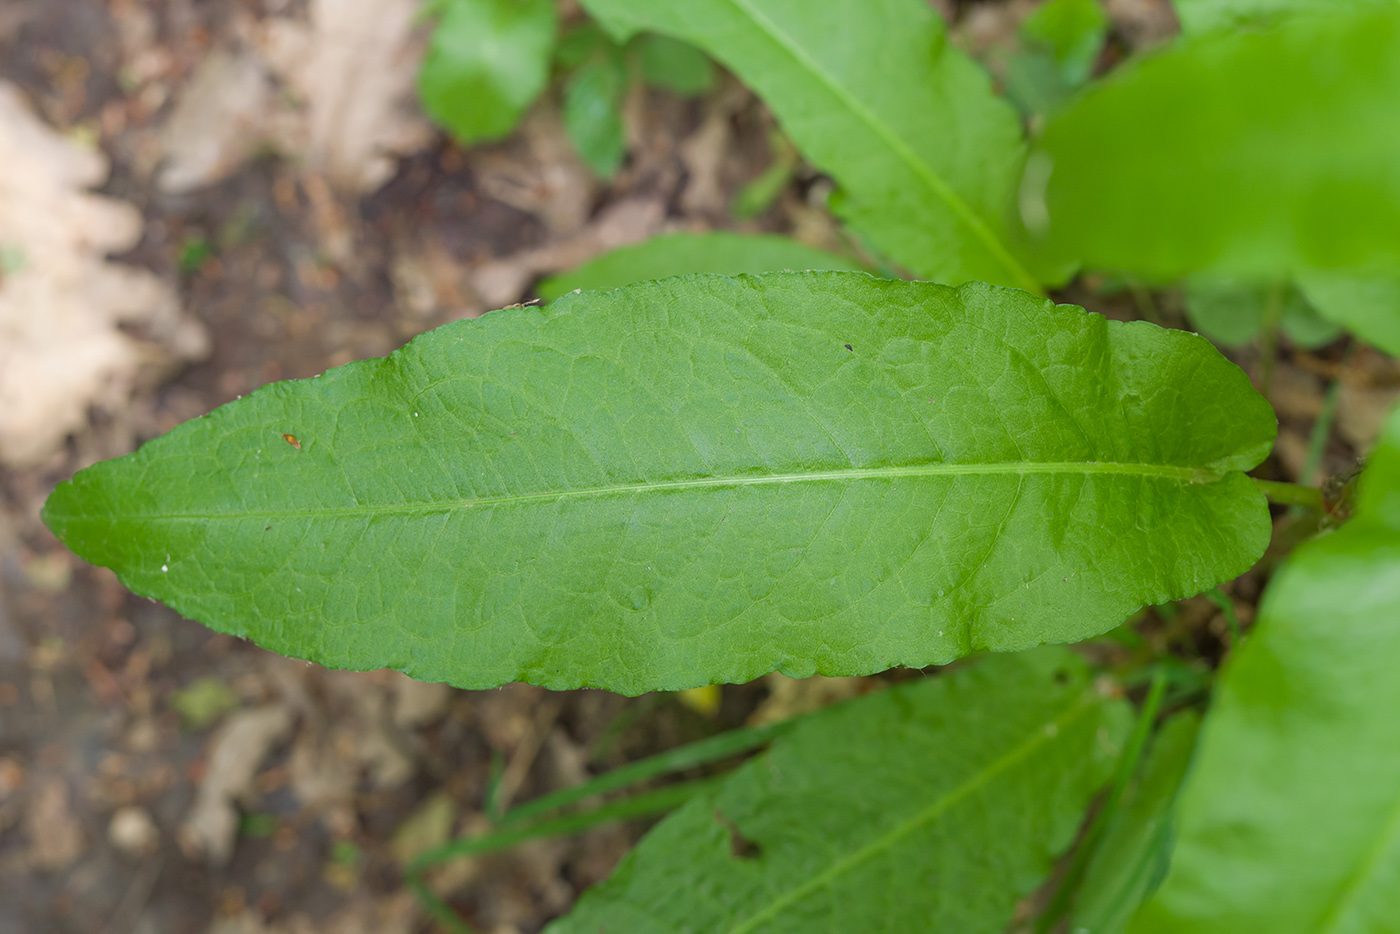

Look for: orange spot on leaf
[282,433,302,450]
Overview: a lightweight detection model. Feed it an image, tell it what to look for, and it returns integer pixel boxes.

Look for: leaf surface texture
[551,649,1130,933]
[44,273,1275,693]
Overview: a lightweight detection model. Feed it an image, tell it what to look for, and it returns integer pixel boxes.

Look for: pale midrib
[725,693,1102,934]
[721,0,1042,293]
[122,461,1216,522]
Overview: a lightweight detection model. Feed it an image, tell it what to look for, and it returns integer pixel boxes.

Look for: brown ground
[0,1,1391,933]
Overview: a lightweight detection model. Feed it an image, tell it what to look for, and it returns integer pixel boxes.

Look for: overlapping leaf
[551,649,1130,934]
[1072,713,1201,934]
[577,0,1049,290]
[536,232,866,301]
[44,273,1274,694]
[1130,406,1400,933]
[1032,6,1400,282]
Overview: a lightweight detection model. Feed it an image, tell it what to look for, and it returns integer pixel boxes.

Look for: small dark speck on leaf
[265,525,272,532]
[715,809,762,860]
[844,343,853,351]
[282,433,302,450]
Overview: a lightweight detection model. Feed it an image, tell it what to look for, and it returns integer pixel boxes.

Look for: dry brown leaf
[179,704,294,864]
[1269,362,1325,421]
[321,893,419,934]
[389,672,451,730]
[108,805,159,856]
[678,106,732,217]
[474,107,598,236]
[391,791,457,865]
[1104,0,1181,47]
[209,896,418,934]
[157,50,273,195]
[25,778,84,871]
[1338,382,1400,453]
[472,197,666,307]
[748,673,872,727]
[0,83,207,468]
[260,0,432,192]
[158,0,430,195]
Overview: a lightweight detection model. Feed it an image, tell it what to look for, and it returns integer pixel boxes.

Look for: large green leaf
[1031,6,1400,281]
[1072,712,1201,934]
[43,274,1275,695]
[1129,405,1400,933]
[577,0,1048,291]
[1173,0,1396,34]
[418,0,557,144]
[550,649,1131,933]
[536,232,866,301]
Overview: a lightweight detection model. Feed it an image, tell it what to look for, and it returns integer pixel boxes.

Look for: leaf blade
[549,649,1131,933]
[578,0,1046,290]
[1072,712,1202,934]
[1296,271,1400,357]
[44,273,1275,694]
[1033,7,1400,281]
[536,232,867,300]
[1129,406,1400,933]
[417,0,557,144]
[1173,0,1395,34]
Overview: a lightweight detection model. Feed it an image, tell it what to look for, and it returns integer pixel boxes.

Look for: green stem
[507,720,791,824]
[1035,669,1170,934]
[1258,283,1284,397]
[1205,587,1243,644]
[1301,379,1343,489]
[408,777,723,934]
[405,721,792,932]
[1252,477,1326,511]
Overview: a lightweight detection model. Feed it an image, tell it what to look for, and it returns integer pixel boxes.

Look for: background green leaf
[1032,7,1400,281]
[1296,271,1400,357]
[1172,0,1396,34]
[636,34,716,97]
[1021,0,1110,86]
[563,50,629,178]
[43,274,1275,695]
[536,232,866,300]
[1182,279,1342,349]
[1129,406,1400,933]
[555,22,612,69]
[550,649,1130,934]
[418,0,558,144]
[577,0,1049,290]
[1071,712,1201,934]
[1000,0,1108,117]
